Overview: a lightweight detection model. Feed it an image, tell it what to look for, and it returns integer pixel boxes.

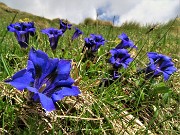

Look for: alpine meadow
[0,2,179,135]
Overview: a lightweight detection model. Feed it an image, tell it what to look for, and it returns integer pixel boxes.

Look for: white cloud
[118,0,180,25]
[0,0,179,25]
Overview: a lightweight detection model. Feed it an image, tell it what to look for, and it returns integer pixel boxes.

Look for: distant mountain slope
[0,2,59,28]
[0,2,179,33]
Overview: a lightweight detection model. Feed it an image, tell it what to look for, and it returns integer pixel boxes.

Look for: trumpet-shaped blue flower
[41,28,63,50]
[5,48,81,112]
[145,52,177,81]
[100,70,121,87]
[7,22,36,48]
[112,70,121,80]
[72,28,83,41]
[109,48,133,69]
[116,33,137,49]
[60,19,72,33]
[84,34,106,52]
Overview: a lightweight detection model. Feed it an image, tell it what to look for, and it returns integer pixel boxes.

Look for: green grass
[0,2,179,135]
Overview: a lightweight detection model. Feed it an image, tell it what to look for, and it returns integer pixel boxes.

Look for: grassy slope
[0,2,179,134]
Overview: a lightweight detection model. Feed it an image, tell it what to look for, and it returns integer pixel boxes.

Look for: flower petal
[72,28,83,41]
[163,72,170,81]
[38,93,56,112]
[26,86,38,93]
[164,66,177,74]
[118,33,128,40]
[26,60,35,76]
[110,49,117,56]
[160,61,174,68]
[56,59,71,80]
[147,52,158,60]
[5,69,33,91]
[124,58,133,67]
[52,86,80,102]
[29,48,49,73]
[109,57,115,64]
[121,63,128,68]
[56,77,75,87]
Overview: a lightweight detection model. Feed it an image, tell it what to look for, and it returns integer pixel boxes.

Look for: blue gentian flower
[109,48,133,69]
[145,52,177,81]
[112,70,121,80]
[7,22,36,48]
[41,28,63,50]
[72,28,83,41]
[23,22,36,36]
[60,19,72,33]
[5,48,81,112]
[84,34,106,52]
[116,33,137,49]
[100,71,121,87]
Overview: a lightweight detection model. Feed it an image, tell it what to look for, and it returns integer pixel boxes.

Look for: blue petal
[7,23,21,32]
[28,28,36,34]
[52,86,80,102]
[27,60,35,76]
[147,64,156,72]
[129,40,137,49]
[26,87,39,101]
[164,66,177,74]
[163,72,170,81]
[39,58,59,82]
[56,59,71,80]
[26,86,38,93]
[42,77,75,96]
[38,93,56,112]
[159,54,171,61]
[5,69,34,91]
[149,58,156,65]
[49,37,59,50]
[40,60,73,95]
[154,69,162,76]
[110,49,117,56]
[121,63,128,68]
[124,58,133,66]
[84,38,90,44]
[118,33,128,40]
[160,61,174,68]
[36,58,59,92]
[117,49,128,54]
[109,57,115,64]
[42,77,74,95]
[147,52,158,60]
[29,48,49,73]
[56,77,75,87]
[72,28,83,41]
[121,40,130,48]
[60,20,72,32]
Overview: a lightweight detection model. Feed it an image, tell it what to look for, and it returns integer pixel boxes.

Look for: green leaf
[162,92,171,104]
[153,82,171,94]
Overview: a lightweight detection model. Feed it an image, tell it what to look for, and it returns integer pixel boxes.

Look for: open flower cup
[116,33,137,49]
[109,48,134,69]
[41,28,64,50]
[72,27,83,41]
[5,48,81,112]
[82,34,106,62]
[145,52,177,81]
[7,22,36,48]
[60,19,72,33]
[84,34,106,52]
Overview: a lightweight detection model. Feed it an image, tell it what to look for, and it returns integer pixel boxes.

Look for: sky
[0,0,179,26]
